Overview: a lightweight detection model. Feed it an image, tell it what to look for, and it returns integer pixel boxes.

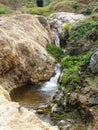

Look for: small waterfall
[54,34,60,47]
[40,64,61,92]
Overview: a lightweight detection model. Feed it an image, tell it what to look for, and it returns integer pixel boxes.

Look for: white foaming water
[40,64,61,92]
[54,34,60,47]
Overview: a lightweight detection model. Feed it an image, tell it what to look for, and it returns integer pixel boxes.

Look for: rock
[82,87,91,95]
[36,109,44,114]
[0,85,58,130]
[48,12,85,46]
[68,43,92,55]
[92,97,98,105]
[58,120,67,126]
[78,94,87,105]
[90,50,98,73]
[62,124,71,130]
[51,104,58,113]
[70,92,78,105]
[0,14,55,92]
[36,15,48,26]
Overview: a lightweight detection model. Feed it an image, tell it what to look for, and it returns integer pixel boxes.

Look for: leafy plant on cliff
[46,44,64,62]
[65,18,98,45]
[61,51,93,89]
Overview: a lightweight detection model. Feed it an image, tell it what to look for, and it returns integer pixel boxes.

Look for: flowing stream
[54,34,60,47]
[10,36,61,124]
[10,64,61,108]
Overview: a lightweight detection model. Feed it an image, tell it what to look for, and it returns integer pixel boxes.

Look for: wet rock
[50,90,60,102]
[90,50,98,73]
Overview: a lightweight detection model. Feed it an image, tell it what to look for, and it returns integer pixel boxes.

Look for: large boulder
[0,14,55,92]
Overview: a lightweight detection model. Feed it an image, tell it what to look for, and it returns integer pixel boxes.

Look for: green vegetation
[0,3,13,14]
[64,17,98,45]
[46,44,64,62]
[24,0,98,16]
[0,0,98,16]
[72,1,79,12]
[26,6,51,16]
[61,51,92,89]
[81,7,93,15]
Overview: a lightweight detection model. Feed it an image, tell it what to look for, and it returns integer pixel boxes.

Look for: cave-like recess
[36,0,50,7]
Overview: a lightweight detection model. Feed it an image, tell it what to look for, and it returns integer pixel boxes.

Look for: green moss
[46,44,64,62]
[27,6,51,16]
[67,18,98,45]
[61,51,93,88]
[0,4,13,14]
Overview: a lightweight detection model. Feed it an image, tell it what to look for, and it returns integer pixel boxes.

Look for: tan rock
[0,14,55,92]
[0,85,58,130]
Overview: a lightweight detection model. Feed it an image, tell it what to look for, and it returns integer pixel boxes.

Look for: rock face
[0,85,58,130]
[0,14,55,92]
[48,12,85,46]
[90,50,98,73]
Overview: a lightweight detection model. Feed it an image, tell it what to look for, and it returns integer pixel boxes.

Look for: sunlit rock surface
[0,85,58,130]
[0,14,55,92]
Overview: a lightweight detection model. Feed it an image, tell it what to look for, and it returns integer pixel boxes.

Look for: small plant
[72,1,79,12]
[81,7,93,15]
[0,8,6,14]
[63,23,73,41]
[61,51,93,88]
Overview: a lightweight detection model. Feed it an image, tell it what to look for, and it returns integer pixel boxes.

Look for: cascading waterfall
[54,34,60,47]
[41,33,61,93]
[40,63,61,93]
